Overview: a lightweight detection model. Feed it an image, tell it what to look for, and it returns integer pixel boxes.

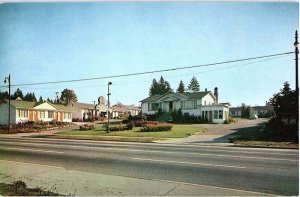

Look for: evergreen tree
[176,80,185,94]
[32,93,37,102]
[269,81,298,123]
[149,79,159,96]
[38,96,44,103]
[0,91,10,100]
[149,76,173,96]
[187,76,200,92]
[12,88,24,100]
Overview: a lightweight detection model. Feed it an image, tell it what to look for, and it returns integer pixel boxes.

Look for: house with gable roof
[0,98,73,124]
[140,87,230,123]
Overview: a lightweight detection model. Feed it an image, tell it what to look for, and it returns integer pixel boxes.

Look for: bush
[79,124,94,131]
[141,123,173,132]
[224,116,237,124]
[104,123,133,131]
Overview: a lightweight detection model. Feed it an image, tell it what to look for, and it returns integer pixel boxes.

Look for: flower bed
[141,123,173,132]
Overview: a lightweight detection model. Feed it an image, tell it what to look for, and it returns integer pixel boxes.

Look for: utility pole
[294,30,299,126]
[93,101,96,116]
[107,82,112,133]
[55,92,59,104]
[4,74,11,132]
[294,30,299,94]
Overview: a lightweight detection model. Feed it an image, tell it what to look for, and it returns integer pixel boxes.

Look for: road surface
[0,137,298,196]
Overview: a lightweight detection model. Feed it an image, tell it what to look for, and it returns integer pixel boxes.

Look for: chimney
[214,87,218,104]
[205,88,207,92]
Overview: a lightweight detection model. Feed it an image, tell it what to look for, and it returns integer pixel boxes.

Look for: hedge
[141,123,173,132]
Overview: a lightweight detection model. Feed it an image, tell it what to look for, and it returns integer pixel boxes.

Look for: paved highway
[0,137,298,195]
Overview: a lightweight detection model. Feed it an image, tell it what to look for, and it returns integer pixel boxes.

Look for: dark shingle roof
[181,92,211,100]
[140,92,210,103]
[140,94,165,103]
[3,99,73,112]
[6,99,37,108]
[68,102,95,109]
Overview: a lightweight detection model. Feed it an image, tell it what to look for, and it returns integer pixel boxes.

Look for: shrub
[79,124,94,131]
[104,123,133,131]
[141,123,173,132]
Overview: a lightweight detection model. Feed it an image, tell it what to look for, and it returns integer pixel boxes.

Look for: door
[169,102,173,111]
[208,111,212,122]
[29,110,33,121]
[60,112,63,122]
[34,111,38,121]
[55,112,59,121]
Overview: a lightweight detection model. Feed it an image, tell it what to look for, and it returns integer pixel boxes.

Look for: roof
[5,99,37,109]
[140,91,211,103]
[181,92,211,100]
[52,103,73,112]
[140,94,165,103]
[3,99,73,112]
[68,102,95,109]
[112,103,141,112]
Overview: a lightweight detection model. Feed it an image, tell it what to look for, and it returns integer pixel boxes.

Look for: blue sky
[0,2,298,107]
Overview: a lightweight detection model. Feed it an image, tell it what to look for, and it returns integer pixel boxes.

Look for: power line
[15,53,291,90]
[0,51,293,88]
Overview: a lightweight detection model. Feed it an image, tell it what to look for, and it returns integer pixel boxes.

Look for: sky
[0,2,298,107]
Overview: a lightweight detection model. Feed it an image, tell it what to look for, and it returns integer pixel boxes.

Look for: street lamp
[294,30,299,93]
[294,30,299,127]
[107,82,112,133]
[4,74,11,132]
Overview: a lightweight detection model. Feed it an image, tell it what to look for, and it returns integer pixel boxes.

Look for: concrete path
[159,118,269,144]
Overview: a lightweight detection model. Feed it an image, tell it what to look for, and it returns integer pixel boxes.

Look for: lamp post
[294,31,299,126]
[4,74,11,132]
[107,82,112,133]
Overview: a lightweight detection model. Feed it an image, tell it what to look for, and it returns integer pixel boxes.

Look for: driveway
[159,118,269,144]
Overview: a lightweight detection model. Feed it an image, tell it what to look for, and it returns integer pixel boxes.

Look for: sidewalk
[0,160,270,196]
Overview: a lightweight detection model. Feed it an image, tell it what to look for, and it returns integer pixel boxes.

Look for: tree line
[0,88,78,105]
[149,76,201,96]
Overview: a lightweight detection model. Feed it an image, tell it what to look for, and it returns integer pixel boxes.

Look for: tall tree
[12,88,24,100]
[0,91,10,100]
[60,88,77,105]
[187,76,200,92]
[32,93,37,102]
[149,76,173,96]
[176,80,185,94]
[38,96,44,103]
[149,79,159,96]
[269,81,298,123]
[24,92,37,102]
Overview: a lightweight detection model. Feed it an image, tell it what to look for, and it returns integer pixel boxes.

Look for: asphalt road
[0,137,298,195]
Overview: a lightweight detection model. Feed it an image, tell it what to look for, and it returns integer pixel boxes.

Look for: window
[17,109,28,117]
[64,112,71,119]
[214,110,218,119]
[185,100,194,109]
[202,111,208,119]
[194,100,197,109]
[148,103,159,111]
[38,111,45,118]
[219,110,223,119]
[48,111,54,119]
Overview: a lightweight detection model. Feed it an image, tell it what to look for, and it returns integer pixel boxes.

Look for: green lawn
[57,124,205,139]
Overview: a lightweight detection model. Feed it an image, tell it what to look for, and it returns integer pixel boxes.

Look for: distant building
[0,98,73,124]
[229,102,274,118]
[112,103,141,118]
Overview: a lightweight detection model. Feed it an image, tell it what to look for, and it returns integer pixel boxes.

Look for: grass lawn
[55,124,206,142]
[228,124,299,149]
[0,181,61,196]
